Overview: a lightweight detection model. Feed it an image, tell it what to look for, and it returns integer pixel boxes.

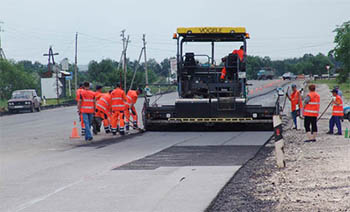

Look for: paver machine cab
[143,27,277,131]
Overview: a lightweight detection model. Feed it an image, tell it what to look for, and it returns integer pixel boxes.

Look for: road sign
[170,58,177,75]
[61,58,69,71]
[66,72,73,80]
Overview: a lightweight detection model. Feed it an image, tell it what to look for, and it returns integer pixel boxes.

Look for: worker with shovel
[326,89,344,135]
[286,84,303,129]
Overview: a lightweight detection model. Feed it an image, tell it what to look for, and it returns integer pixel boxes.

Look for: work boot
[93,129,98,135]
[119,127,125,136]
[326,131,334,135]
[111,128,117,135]
[335,132,342,135]
[125,124,130,131]
[104,126,111,134]
[133,121,138,129]
[81,130,85,136]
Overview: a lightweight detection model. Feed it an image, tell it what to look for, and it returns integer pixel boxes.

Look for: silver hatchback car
[8,90,42,113]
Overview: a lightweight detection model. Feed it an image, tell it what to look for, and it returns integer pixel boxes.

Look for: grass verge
[311,79,350,101]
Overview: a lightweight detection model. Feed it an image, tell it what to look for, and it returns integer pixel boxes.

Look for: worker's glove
[332,96,336,101]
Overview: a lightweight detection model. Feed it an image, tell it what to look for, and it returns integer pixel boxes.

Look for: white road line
[14,179,83,212]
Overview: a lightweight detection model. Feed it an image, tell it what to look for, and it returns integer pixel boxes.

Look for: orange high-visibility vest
[220,67,226,80]
[126,90,138,107]
[111,88,127,111]
[232,49,244,61]
[95,91,104,101]
[291,90,302,111]
[80,89,95,113]
[304,91,320,117]
[332,95,344,116]
[76,88,83,102]
[96,93,111,115]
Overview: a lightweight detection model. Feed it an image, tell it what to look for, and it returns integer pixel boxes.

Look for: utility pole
[129,40,145,90]
[124,35,130,91]
[43,46,59,104]
[118,30,126,70]
[0,21,6,60]
[143,34,148,86]
[120,30,130,91]
[74,32,78,92]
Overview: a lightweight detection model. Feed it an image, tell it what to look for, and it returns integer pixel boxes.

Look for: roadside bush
[0,59,38,99]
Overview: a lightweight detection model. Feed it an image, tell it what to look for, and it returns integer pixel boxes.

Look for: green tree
[330,21,350,83]
[0,59,38,99]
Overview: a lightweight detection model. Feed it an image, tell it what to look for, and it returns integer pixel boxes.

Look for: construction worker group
[77,82,142,141]
[287,83,344,143]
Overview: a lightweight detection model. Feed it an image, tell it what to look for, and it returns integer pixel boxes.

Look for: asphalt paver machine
[143,27,278,131]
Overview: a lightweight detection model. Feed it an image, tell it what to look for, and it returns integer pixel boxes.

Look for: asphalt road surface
[0,79,290,212]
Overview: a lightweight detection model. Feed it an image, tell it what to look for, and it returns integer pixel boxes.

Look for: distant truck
[257,69,274,80]
[7,89,42,113]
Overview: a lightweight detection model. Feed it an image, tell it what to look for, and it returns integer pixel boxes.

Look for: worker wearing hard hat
[326,89,344,135]
[125,88,143,130]
[110,84,127,135]
[286,84,303,129]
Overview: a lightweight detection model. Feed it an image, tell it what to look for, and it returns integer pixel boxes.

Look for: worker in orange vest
[220,46,245,80]
[327,89,344,135]
[92,85,105,134]
[78,82,96,141]
[76,83,85,136]
[303,84,320,142]
[286,84,303,129]
[93,90,112,135]
[94,85,104,101]
[232,45,244,61]
[125,88,143,131]
[110,84,127,135]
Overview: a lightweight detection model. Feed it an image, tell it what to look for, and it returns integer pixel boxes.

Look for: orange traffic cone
[70,121,80,139]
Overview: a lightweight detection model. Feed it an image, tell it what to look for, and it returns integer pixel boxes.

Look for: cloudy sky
[1,0,349,65]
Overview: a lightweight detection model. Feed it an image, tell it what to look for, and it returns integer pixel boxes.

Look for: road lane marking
[14,179,83,212]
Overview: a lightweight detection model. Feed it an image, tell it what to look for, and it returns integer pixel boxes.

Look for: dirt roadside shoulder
[207,83,350,211]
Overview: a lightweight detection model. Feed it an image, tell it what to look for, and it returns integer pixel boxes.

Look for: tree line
[1,21,349,100]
